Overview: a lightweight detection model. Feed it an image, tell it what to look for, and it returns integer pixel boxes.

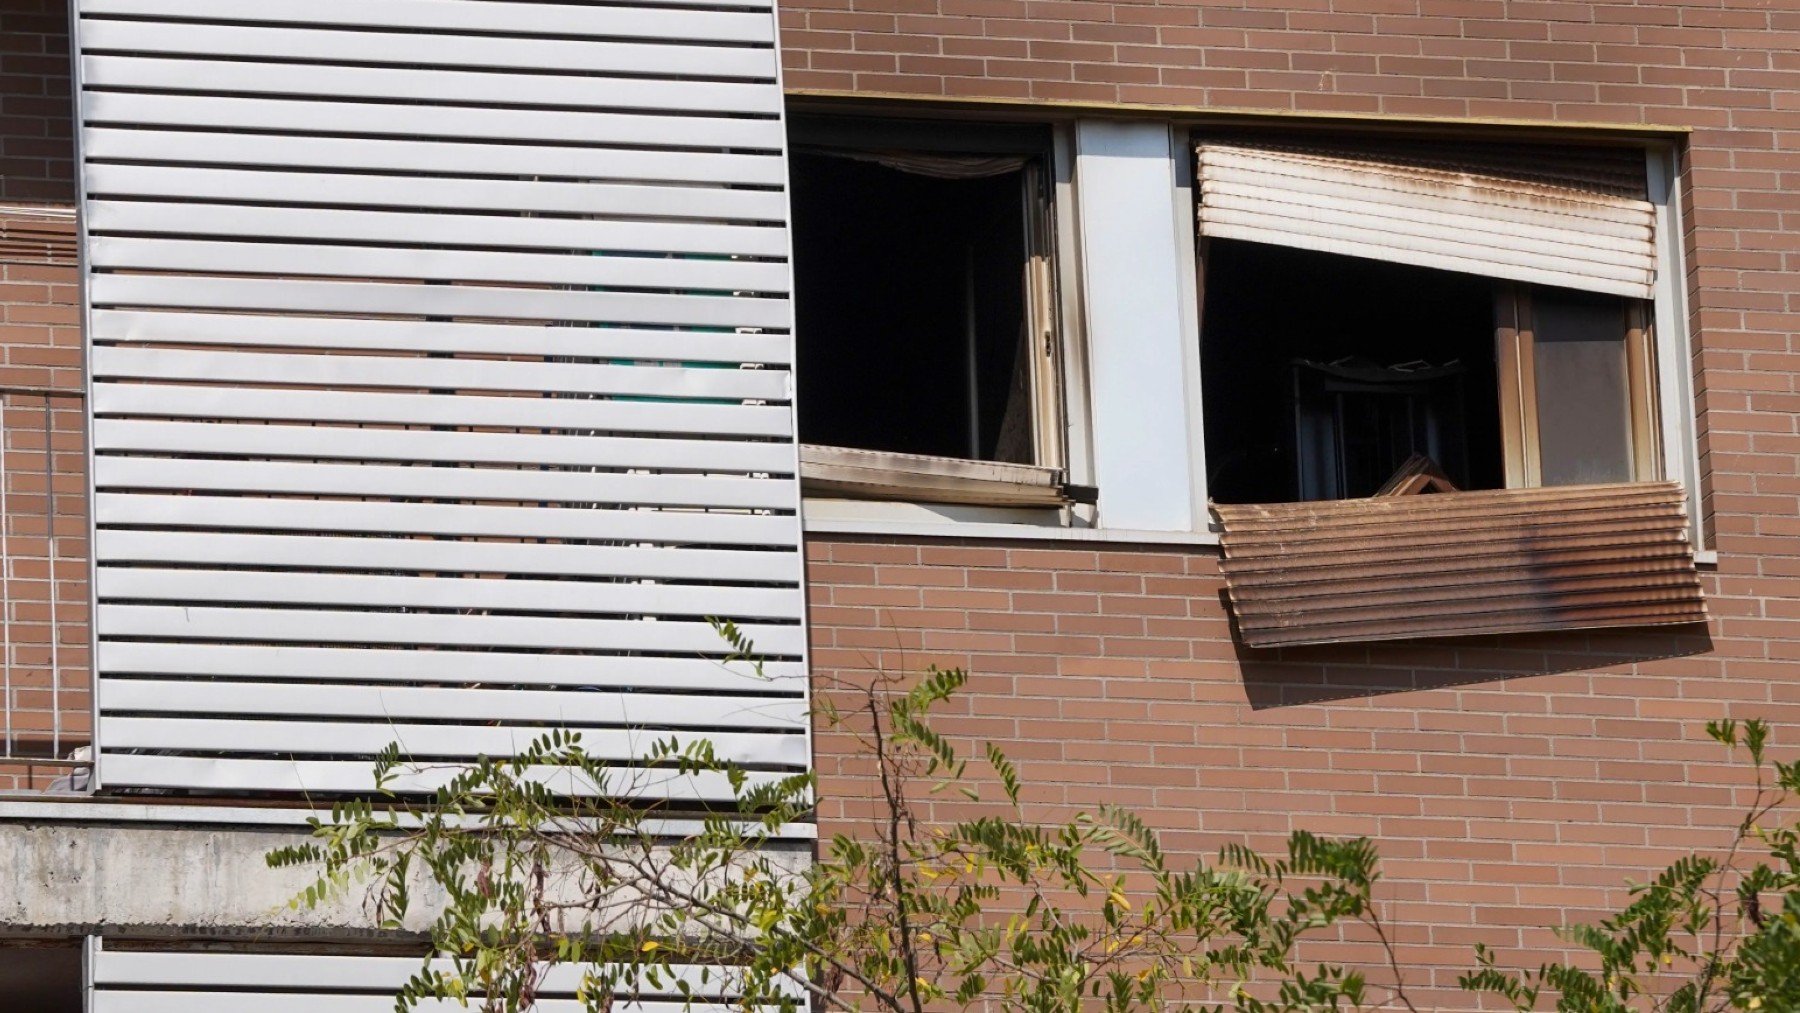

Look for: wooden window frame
[1495,283,1662,489]
[791,121,1070,509]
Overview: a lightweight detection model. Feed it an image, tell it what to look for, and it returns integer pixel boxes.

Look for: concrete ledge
[0,823,439,939]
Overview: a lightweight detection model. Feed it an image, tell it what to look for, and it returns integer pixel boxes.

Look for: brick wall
[0,0,89,791]
[805,540,1770,1007]
[784,1,1800,1004]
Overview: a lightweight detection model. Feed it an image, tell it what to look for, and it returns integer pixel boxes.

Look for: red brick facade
[784,0,1800,1005]
[6,0,1800,1000]
[0,0,89,790]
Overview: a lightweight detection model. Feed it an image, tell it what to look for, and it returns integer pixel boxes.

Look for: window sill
[799,444,1073,508]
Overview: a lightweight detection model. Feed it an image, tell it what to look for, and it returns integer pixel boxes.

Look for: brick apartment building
[1,0,1797,1008]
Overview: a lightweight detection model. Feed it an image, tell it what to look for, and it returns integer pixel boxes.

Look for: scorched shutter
[1194,138,1658,299]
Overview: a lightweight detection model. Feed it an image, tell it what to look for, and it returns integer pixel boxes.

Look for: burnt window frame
[785,114,1071,509]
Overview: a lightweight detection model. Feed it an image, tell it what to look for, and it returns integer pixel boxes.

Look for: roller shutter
[1194,138,1657,298]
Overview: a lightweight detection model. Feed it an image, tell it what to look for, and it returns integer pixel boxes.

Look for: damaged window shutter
[1214,482,1705,648]
[1194,139,1657,299]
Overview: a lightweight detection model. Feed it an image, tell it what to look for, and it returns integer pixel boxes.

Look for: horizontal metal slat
[96,642,807,692]
[1240,600,1706,647]
[1202,220,1654,299]
[1218,502,1687,554]
[88,201,787,256]
[1199,148,1655,226]
[83,93,782,151]
[79,20,777,79]
[82,0,777,40]
[93,419,794,473]
[98,676,808,729]
[1200,200,1654,286]
[90,238,792,294]
[83,129,787,186]
[95,456,795,510]
[94,753,779,798]
[97,567,800,620]
[85,164,786,222]
[1215,482,1684,528]
[95,530,800,584]
[1229,570,1702,618]
[84,56,781,116]
[94,996,725,1013]
[91,952,798,998]
[98,604,808,655]
[95,493,795,547]
[98,716,806,765]
[89,310,794,365]
[91,385,793,443]
[147,496,815,553]
[93,346,789,401]
[90,275,791,330]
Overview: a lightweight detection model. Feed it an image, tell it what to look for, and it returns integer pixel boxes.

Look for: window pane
[1531,288,1633,486]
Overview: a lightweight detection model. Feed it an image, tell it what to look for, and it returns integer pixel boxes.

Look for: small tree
[1462,719,1800,1013]
[270,638,1415,1013]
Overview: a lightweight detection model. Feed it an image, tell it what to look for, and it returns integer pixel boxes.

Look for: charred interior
[1201,239,1505,504]
[789,151,1035,464]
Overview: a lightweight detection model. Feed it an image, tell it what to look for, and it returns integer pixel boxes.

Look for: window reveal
[787,130,1063,504]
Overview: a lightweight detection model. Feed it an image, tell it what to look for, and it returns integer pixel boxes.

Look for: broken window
[1196,137,1664,505]
[1196,135,1705,646]
[787,117,1064,505]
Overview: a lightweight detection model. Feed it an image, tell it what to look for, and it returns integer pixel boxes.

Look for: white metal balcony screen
[72,0,808,796]
[89,943,797,1012]
[1194,141,1658,299]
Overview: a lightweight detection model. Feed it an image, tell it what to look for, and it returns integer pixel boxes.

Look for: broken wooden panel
[1214,482,1705,648]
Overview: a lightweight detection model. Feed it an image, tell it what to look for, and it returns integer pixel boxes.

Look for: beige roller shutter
[1194,139,1657,298]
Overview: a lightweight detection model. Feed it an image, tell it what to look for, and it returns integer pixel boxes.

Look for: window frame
[785,115,1073,509]
[1186,131,1704,547]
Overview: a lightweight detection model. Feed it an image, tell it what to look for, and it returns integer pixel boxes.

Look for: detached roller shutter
[73,0,807,797]
[88,944,800,1013]
[1194,138,1657,298]
[1213,482,1705,648]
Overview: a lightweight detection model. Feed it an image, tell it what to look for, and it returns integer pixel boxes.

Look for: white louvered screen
[73,0,808,796]
[1194,140,1658,298]
[88,943,802,1012]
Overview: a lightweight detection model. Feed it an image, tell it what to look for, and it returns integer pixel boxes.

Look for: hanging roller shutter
[1194,139,1658,298]
[73,0,807,797]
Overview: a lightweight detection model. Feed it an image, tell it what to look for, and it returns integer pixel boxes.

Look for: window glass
[1530,289,1634,486]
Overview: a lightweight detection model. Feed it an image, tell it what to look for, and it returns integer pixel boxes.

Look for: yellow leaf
[641,941,661,953]
[1748,999,1762,1011]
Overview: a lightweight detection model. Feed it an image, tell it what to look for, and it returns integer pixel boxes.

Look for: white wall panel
[74,0,807,797]
[1073,121,1206,532]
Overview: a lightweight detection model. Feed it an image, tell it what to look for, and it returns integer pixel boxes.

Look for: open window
[1196,135,1705,646]
[788,117,1068,507]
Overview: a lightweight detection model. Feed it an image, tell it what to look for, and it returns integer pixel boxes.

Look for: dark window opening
[0,942,82,1013]
[790,151,1037,464]
[1201,239,1503,504]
